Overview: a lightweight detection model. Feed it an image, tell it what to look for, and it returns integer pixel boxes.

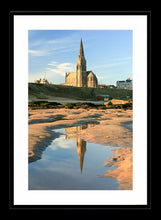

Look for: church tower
[76,39,87,87]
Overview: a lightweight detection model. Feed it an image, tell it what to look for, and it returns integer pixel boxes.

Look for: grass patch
[29,83,132,100]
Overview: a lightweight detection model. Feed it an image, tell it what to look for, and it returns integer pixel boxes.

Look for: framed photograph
[9,11,151,209]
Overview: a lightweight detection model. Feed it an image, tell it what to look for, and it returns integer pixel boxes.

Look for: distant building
[116,78,132,90]
[35,78,50,85]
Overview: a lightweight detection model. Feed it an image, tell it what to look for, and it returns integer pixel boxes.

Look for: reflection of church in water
[65,125,87,174]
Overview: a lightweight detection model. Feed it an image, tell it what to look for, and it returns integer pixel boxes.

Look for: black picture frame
[9,10,152,212]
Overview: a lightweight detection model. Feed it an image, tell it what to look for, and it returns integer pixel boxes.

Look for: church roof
[87,71,98,84]
[66,72,76,77]
[87,71,97,78]
[87,71,94,76]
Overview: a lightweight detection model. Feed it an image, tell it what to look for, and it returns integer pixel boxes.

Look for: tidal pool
[28,123,119,190]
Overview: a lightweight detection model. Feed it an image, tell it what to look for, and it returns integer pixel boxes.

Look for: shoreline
[29,108,132,162]
[28,108,133,189]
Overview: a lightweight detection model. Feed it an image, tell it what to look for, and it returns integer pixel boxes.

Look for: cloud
[46,61,75,76]
[50,136,75,150]
[28,61,75,83]
[58,63,73,70]
[92,58,132,70]
[28,35,78,57]
[28,49,50,56]
[110,56,132,62]
[47,61,58,66]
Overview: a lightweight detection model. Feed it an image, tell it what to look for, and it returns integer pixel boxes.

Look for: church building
[64,39,98,88]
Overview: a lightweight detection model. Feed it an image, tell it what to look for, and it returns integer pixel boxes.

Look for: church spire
[76,38,87,87]
[76,137,86,174]
[79,38,84,57]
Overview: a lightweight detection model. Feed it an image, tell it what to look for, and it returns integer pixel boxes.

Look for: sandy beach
[28,108,133,189]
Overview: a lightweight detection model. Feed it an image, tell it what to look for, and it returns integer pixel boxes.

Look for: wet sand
[28,108,133,189]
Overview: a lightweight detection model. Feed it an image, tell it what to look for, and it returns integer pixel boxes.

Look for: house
[34,78,49,85]
[116,78,132,90]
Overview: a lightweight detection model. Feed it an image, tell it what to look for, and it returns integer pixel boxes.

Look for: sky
[28,30,132,85]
